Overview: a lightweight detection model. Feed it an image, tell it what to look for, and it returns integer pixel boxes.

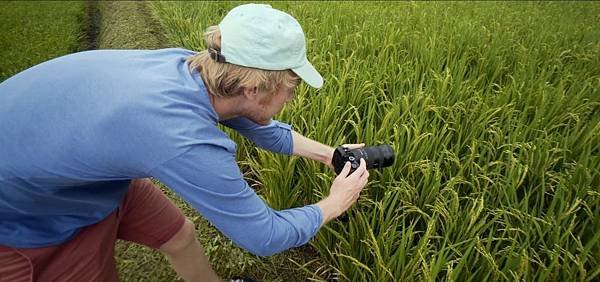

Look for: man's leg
[117,178,220,282]
[0,247,33,282]
[0,211,121,282]
[158,219,220,282]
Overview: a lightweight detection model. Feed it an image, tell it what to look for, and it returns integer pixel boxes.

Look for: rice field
[151,1,600,281]
[0,1,88,81]
[1,1,598,281]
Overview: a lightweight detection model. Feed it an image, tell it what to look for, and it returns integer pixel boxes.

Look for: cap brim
[291,60,323,88]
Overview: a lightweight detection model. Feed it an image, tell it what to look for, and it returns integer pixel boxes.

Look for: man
[0,4,369,281]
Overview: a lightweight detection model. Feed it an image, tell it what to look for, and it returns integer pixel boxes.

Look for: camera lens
[332,144,395,175]
[355,145,394,169]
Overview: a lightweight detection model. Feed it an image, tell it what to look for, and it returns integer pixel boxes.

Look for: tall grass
[0,1,89,81]
[152,2,600,281]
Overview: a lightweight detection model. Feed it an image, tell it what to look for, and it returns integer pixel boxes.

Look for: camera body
[331,144,395,175]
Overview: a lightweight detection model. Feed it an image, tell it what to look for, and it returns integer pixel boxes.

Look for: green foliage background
[152,1,600,281]
[1,1,598,281]
[0,1,88,81]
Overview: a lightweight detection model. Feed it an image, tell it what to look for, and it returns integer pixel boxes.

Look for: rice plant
[151,2,600,281]
[0,1,88,81]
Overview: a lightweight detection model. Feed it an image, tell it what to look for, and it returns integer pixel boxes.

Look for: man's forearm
[291,130,334,166]
[315,197,342,226]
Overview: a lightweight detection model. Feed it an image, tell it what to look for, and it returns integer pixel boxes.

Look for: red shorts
[0,179,186,282]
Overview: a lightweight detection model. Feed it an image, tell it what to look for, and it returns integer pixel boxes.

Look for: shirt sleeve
[219,117,294,155]
[149,143,322,257]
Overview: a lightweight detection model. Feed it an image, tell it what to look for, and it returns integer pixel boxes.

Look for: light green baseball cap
[217,3,324,88]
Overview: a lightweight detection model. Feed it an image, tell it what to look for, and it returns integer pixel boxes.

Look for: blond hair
[186,26,300,98]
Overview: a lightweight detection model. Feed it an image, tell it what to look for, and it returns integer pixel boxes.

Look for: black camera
[331,144,395,175]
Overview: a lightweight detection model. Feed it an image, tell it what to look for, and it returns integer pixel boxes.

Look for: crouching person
[0,4,369,281]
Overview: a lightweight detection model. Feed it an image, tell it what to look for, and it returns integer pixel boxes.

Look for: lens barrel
[332,144,395,175]
[358,145,395,169]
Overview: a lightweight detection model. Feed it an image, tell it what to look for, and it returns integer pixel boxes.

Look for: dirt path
[83,1,100,50]
[86,0,171,50]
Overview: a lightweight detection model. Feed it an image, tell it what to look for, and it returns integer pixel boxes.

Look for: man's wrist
[319,145,335,166]
[315,197,341,226]
[291,131,334,165]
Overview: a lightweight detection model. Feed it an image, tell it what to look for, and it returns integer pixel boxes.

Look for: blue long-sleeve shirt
[0,48,322,256]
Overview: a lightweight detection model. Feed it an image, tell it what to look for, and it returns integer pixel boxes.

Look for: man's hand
[292,130,366,171]
[316,158,369,225]
[325,143,365,171]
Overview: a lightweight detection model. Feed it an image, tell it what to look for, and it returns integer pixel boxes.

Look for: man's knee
[159,219,196,255]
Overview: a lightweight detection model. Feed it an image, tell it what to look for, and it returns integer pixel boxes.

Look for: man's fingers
[355,158,368,176]
[342,143,365,150]
[357,164,369,187]
[360,169,369,180]
[361,173,369,186]
[338,161,351,177]
[344,159,365,181]
[352,192,360,202]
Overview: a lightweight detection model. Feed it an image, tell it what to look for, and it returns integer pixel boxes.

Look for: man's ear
[242,87,258,100]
